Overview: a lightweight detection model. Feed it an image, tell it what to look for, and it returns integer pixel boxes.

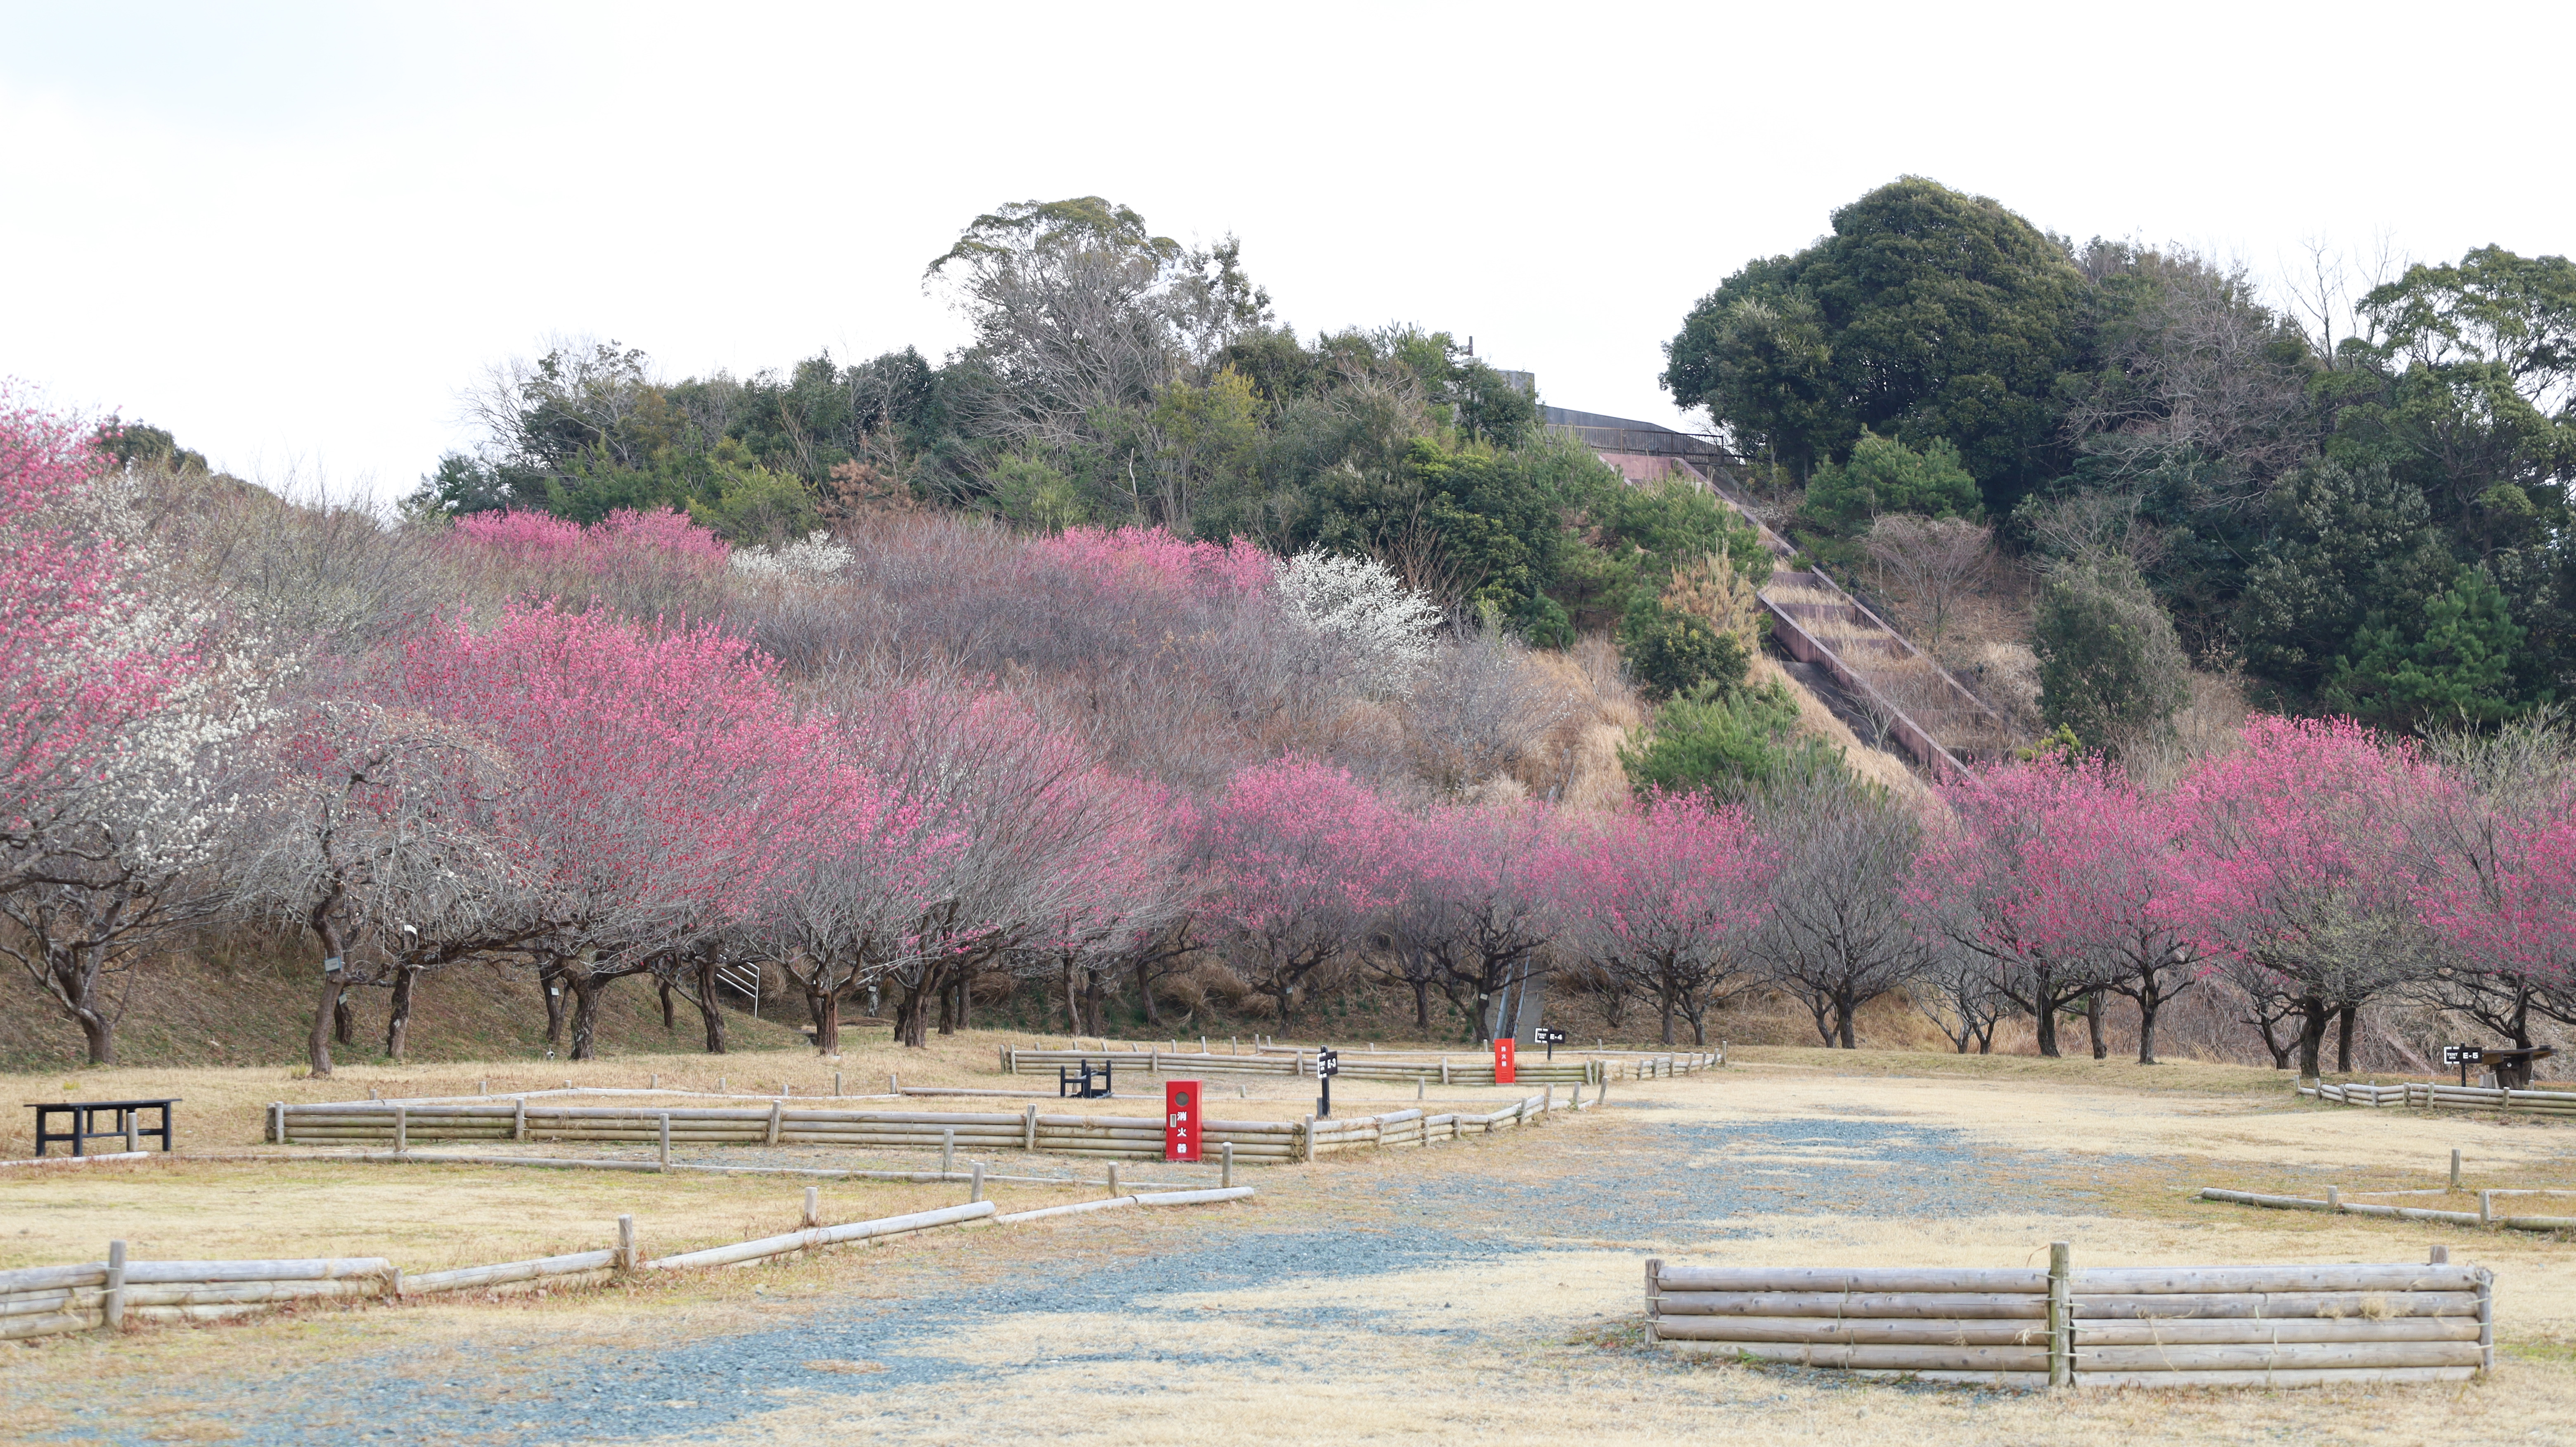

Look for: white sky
[3,0,2568,506]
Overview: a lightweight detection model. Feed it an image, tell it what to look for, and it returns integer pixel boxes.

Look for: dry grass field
[5,1039,2574,1446]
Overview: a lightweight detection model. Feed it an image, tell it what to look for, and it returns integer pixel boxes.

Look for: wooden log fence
[270,1088,1599,1165]
[2304,1081,2576,1117]
[1646,1251,2493,1388]
[1000,1044,1715,1086]
[4,1180,1259,1343]
[2199,1187,2576,1234]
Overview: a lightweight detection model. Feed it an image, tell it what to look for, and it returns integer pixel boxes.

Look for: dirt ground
[5,1046,2574,1446]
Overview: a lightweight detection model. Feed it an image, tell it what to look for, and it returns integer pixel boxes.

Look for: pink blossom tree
[1915,754,2204,1063]
[2173,716,2432,1077]
[394,602,826,1059]
[1194,757,1404,1030]
[2414,781,2576,1053]
[1555,793,1775,1046]
[0,397,200,865]
[1379,802,1565,1045]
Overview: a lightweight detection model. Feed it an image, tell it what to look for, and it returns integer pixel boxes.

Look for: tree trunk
[936,975,957,1034]
[2295,998,2332,1078]
[807,980,842,1055]
[309,973,344,1077]
[334,991,357,1047]
[658,977,676,1031]
[2034,1000,2060,1058]
[541,962,569,1046]
[306,910,351,1077]
[2086,990,2108,1060]
[2135,992,2160,1066]
[76,994,115,1066]
[692,958,728,1054]
[955,971,971,1034]
[1411,980,1431,1034]
[1836,994,1858,1049]
[384,967,417,1062]
[568,973,607,1062]
[1135,959,1162,1027]
[1061,960,1082,1035]
[2335,1004,2357,1074]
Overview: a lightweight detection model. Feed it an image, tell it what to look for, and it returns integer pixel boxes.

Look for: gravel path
[36,1104,2052,1445]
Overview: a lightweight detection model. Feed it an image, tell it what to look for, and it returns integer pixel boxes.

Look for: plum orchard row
[6,401,2570,1084]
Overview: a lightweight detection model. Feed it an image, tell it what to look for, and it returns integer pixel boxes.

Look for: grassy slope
[0,935,813,1075]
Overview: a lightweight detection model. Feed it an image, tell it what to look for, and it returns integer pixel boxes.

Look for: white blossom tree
[1279,547,1440,693]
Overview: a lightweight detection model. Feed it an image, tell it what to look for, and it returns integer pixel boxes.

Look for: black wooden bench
[1058,1060,1113,1099]
[24,1098,179,1157]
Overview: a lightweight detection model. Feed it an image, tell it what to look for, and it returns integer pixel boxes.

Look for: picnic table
[24,1098,179,1157]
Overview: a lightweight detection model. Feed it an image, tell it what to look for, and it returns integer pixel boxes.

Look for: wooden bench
[25,1099,179,1157]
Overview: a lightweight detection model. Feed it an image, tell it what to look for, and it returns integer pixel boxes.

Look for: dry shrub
[2120,670,2252,790]
[1506,634,1642,811]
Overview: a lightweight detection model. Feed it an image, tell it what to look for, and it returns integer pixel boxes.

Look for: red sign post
[1164,1079,1202,1162]
[1493,1037,1516,1084]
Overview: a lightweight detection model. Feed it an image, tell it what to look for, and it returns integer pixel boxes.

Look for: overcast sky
[3,0,2567,505]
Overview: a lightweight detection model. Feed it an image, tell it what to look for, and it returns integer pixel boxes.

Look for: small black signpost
[1534,1027,1567,1062]
[2443,1044,2484,1089]
[1316,1048,1340,1119]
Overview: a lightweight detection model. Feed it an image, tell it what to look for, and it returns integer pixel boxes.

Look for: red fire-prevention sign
[1493,1037,1516,1084]
[1165,1079,1201,1161]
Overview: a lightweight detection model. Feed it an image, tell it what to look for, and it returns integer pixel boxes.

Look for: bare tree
[1911,942,2014,1054]
[1755,774,1927,1048]
[1861,516,1994,653]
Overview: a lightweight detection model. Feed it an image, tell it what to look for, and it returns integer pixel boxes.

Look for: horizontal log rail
[1646,1251,2495,1389]
[2304,1081,2576,1115]
[5,1180,1259,1342]
[2198,1186,2576,1234]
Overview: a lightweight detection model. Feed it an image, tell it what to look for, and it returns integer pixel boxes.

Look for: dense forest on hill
[1662,176,2576,735]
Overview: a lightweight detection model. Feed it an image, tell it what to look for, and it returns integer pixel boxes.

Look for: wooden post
[781,1080,790,1098]
[1200,1036,1208,1054]
[2477,1269,2495,1375]
[2047,1241,2072,1388]
[2451,1148,2463,1190]
[1417,1078,1425,1102]
[616,1214,636,1273]
[718,1076,725,1092]
[2430,1245,2449,1264]
[270,1102,284,1145]
[479,1079,487,1095]
[394,1104,408,1155]
[1644,1257,1661,1342]
[2480,1189,2494,1225]
[1023,1104,1038,1152]
[1152,1049,1160,1077]
[124,1110,139,1153]
[1230,1036,1238,1056]
[93,1238,130,1334]
[890,1072,899,1094]
[971,1161,984,1203]
[657,1112,671,1172]
[1107,1163,1121,1197]
[766,1100,784,1147]
[1441,1057,1450,1086]
[2326,1184,2341,1210]
[942,1128,956,1176]
[513,1097,526,1142]
[803,1187,820,1227]
[1598,1079,1609,1106]
[1301,1114,1314,1163]
[650,1073,658,1090]
[1221,1141,1234,1189]
[834,1071,842,1097]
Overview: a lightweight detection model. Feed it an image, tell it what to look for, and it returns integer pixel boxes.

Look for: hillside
[0,938,814,1075]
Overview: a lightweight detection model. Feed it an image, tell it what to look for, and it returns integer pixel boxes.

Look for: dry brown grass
[7,1059,2575,1444]
[1518,634,1643,812]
